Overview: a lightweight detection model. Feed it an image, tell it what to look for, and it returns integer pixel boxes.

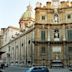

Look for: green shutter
[41,31,45,41]
[68,30,72,41]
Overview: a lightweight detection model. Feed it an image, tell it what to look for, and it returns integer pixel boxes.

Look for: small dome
[21,10,32,20]
[20,4,34,20]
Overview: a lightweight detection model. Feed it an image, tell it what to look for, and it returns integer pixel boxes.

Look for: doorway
[52,46,62,60]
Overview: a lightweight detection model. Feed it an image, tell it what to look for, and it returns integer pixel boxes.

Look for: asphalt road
[2,66,71,72]
[3,66,24,72]
[49,68,70,72]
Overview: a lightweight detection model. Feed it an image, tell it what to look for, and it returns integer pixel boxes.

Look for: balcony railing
[32,40,72,44]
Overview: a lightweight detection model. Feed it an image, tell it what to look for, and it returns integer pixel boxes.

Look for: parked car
[0,60,5,69]
[0,69,3,72]
[4,63,8,67]
[69,64,72,71]
[24,66,49,72]
[50,60,64,68]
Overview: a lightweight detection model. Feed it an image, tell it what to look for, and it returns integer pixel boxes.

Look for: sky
[0,0,71,28]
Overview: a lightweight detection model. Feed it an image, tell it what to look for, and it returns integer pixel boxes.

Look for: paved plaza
[2,66,71,72]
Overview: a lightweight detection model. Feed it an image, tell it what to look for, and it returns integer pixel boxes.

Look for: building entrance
[52,46,62,60]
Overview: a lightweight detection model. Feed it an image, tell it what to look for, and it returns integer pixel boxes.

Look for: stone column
[48,43,52,67]
[48,25,50,41]
[62,24,66,41]
[63,43,68,66]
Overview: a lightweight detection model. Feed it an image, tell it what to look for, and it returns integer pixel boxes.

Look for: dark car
[24,66,49,72]
[0,69,3,72]
[69,64,72,71]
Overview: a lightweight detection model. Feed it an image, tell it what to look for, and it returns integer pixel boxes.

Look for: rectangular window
[42,16,45,20]
[68,47,72,52]
[67,30,72,41]
[40,47,46,56]
[8,46,10,52]
[67,14,71,19]
[41,47,46,54]
[41,31,45,41]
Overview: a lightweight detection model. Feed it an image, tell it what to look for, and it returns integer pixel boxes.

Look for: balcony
[32,40,72,44]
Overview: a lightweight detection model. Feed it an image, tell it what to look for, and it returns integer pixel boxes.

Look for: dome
[21,10,32,20]
[20,4,34,20]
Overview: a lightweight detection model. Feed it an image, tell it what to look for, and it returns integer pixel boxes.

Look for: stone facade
[34,1,72,65]
[33,1,72,66]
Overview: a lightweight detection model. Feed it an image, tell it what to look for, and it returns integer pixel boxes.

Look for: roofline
[0,26,35,49]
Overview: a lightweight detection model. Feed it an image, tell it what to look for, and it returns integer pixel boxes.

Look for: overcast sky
[0,0,71,28]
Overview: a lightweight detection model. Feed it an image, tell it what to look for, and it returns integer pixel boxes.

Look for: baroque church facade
[0,0,72,66]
